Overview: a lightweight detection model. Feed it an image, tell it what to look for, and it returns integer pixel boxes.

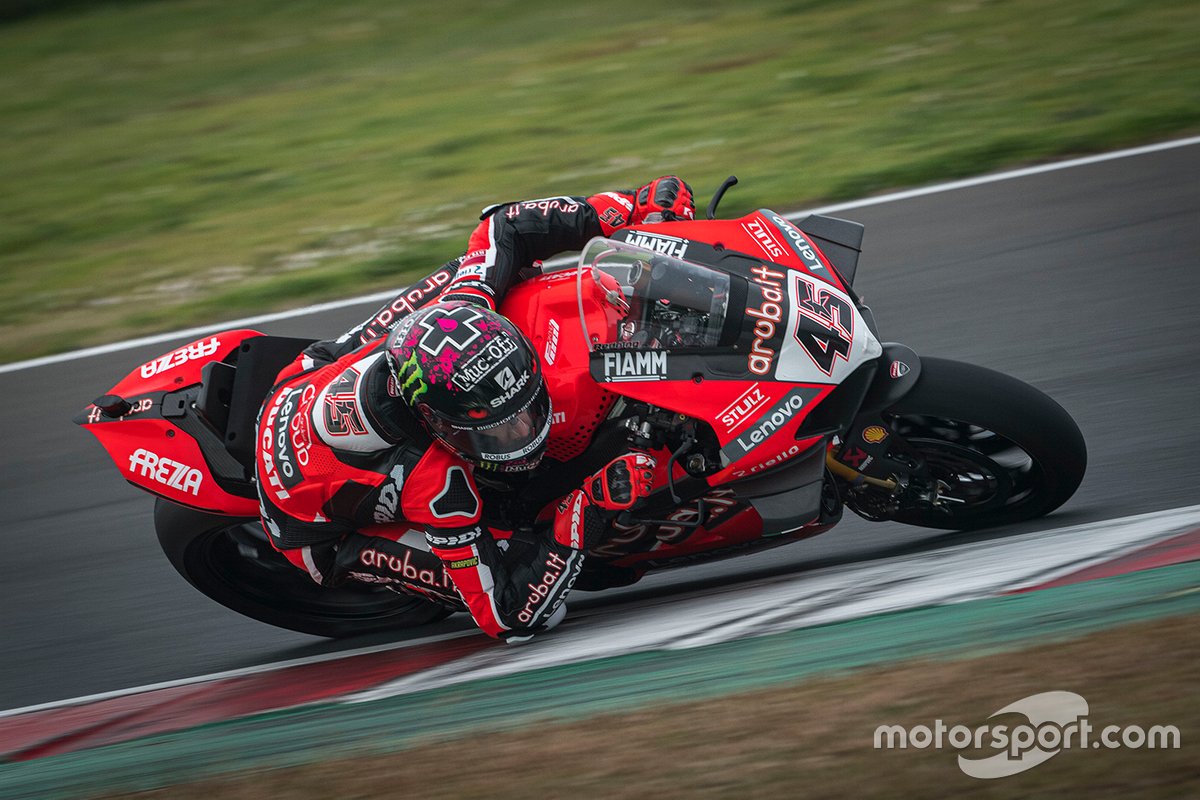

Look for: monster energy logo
[396,352,428,402]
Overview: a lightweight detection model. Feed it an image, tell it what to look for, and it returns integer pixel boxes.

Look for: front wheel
[847,357,1086,530]
[155,499,454,638]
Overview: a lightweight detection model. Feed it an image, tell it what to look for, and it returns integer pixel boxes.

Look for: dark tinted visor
[424,388,551,468]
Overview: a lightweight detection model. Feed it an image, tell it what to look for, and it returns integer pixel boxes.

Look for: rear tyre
[155,499,454,638]
[860,357,1086,530]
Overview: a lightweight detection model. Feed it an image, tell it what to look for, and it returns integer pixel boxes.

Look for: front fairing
[572,234,882,479]
[577,238,733,356]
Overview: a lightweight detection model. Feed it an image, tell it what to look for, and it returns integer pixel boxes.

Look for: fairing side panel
[76,330,265,516]
[107,330,264,398]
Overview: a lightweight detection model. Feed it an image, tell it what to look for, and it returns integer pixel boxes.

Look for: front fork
[827,414,957,518]
[827,416,901,491]
[823,342,957,516]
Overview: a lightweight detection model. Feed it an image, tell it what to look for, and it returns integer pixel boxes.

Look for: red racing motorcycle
[76,179,1087,637]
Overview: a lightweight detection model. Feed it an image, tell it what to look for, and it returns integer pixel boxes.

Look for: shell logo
[863,426,889,444]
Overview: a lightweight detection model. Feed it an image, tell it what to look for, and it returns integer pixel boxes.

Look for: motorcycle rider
[256,176,694,640]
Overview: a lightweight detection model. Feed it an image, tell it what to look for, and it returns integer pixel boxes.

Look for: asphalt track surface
[2,143,1197,712]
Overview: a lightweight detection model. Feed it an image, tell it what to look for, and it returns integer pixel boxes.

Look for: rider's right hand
[633,177,695,223]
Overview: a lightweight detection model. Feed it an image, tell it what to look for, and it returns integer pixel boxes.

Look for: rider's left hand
[584,452,656,511]
[552,453,657,550]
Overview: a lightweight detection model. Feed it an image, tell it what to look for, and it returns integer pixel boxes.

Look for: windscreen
[578,238,731,352]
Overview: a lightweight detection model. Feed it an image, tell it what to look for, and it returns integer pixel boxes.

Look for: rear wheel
[155,499,454,638]
[848,357,1086,530]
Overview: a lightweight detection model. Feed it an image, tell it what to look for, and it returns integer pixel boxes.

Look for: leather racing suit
[255,181,685,640]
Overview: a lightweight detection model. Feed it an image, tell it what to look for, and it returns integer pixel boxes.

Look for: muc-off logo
[128,448,203,496]
[452,336,518,391]
[417,306,484,356]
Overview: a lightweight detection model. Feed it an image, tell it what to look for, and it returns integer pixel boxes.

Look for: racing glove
[633,176,695,223]
[552,452,656,550]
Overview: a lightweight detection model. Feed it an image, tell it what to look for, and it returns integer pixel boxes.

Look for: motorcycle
[75,178,1087,637]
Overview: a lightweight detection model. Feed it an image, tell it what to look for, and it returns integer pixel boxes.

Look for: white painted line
[348,503,1200,704]
[0,628,478,719]
[0,289,398,376]
[801,134,1200,215]
[4,134,1199,377]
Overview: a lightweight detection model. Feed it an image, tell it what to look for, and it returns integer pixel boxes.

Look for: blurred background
[1,0,1197,363]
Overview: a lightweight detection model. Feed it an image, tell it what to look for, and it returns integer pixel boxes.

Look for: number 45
[793,275,854,375]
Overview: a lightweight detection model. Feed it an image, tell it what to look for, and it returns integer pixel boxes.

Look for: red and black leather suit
[255,179,688,640]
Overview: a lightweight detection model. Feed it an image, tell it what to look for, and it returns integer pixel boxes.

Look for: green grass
[2,0,1199,362]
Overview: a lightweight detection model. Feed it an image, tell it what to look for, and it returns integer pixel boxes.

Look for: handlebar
[706,175,738,220]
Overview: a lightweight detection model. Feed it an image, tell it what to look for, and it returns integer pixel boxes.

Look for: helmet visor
[423,388,552,470]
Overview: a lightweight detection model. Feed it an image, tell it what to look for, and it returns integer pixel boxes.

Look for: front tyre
[155,499,453,638]
[854,357,1086,530]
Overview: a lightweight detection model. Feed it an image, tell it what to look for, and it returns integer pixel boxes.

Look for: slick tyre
[875,357,1087,530]
[155,499,453,638]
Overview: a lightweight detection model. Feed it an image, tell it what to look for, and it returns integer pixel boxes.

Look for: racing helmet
[384,301,551,472]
